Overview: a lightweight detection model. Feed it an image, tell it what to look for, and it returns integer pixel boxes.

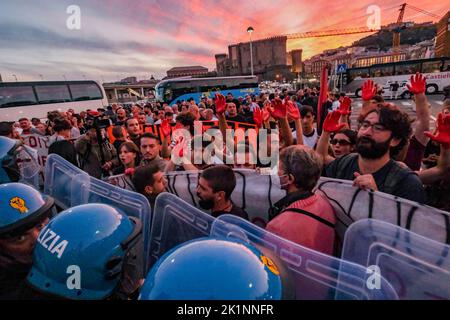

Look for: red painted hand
[270,98,287,119]
[160,119,171,138]
[425,113,450,147]
[215,93,226,115]
[323,111,346,133]
[286,101,300,120]
[406,72,426,95]
[338,97,352,115]
[253,108,263,128]
[362,80,377,101]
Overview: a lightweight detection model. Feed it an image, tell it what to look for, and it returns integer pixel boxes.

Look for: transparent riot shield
[165,169,285,228]
[70,173,152,275]
[342,219,450,300]
[316,177,450,245]
[210,214,398,300]
[44,154,88,209]
[148,192,216,272]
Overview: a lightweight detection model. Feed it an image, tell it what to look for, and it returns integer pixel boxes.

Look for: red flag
[317,66,329,129]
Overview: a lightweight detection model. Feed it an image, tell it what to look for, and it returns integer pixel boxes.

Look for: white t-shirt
[302,129,318,149]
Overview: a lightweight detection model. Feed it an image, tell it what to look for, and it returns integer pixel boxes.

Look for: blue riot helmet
[139,237,283,300]
[0,136,40,185]
[26,203,143,300]
[0,183,54,240]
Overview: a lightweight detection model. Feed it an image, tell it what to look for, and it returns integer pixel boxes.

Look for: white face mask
[272,174,290,189]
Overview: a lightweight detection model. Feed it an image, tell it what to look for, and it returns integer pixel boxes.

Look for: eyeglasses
[359,121,387,133]
[330,139,351,146]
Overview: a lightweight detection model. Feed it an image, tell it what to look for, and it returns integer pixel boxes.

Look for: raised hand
[253,107,263,128]
[338,97,352,115]
[406,72,426,95]
[160,119,171,138]
[362,80,377,101]
[323,110,346,133]
[425,113,450,147]
[286,101,300,120]
[269,98,287,119]
[215,93,226,115]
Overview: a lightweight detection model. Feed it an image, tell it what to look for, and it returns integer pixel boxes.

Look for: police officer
[0,183,55,298]
[139,237,284,300]
[21,203,143,300]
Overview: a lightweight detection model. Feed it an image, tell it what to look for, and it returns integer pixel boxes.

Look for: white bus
[0,80,108,121]
[341,57,450,99]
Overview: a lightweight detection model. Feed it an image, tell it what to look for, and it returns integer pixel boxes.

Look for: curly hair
[359,104,412,157]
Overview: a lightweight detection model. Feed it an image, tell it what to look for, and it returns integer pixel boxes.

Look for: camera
[85,113,111,130]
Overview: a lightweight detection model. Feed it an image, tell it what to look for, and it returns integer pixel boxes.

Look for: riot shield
[44,154,88,209]
[341,219,450,300]
[165,169,285,227]
[70,173,152,275]
[148,192,215,272]
[210,214,398,300]
[316,177,450,245]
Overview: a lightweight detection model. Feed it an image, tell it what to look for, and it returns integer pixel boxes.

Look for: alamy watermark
[66,5,81,30]
[366,5,381,30]
[366,265,382,290]
[169,124,280,169]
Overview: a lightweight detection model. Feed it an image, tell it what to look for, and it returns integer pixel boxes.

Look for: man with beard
[0,183,55,299]
[139,133,167,171]
[324,104,426,203]
[196,165,248,220]
[114,107,128,126]
[126,118,142,148]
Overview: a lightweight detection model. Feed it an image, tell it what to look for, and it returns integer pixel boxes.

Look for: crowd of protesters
[1,73,450,300]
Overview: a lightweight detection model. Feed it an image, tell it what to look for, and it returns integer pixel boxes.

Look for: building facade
[166,66,209,78]
[289,49,303,74]
[353,52,406,68]
[216,36,294,80]
[435,11,450,58]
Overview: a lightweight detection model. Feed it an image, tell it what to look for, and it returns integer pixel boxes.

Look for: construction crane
[267,3,440,41]
[391,3,441,52]
[392,3,407,52]
[286,27,378,39]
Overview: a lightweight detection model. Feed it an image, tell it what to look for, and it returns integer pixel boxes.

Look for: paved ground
[350,94,446,132]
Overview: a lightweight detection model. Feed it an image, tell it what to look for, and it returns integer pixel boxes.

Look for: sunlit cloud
[0,0,446,82]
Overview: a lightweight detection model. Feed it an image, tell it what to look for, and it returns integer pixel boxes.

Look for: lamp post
[247,26,254,76]
[12,74,18,82]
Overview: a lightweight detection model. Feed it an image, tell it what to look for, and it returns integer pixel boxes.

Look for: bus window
[348,68,369,82]
[394,63,420,75]
[370,65,394,77]
[35,84,71,104]
[0,85,37,108]
[69,83,103,101]
[422,61,443,74]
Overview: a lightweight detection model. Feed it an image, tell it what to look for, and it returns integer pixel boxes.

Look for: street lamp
[247,26,254,76]
[39,74,44,81]
[12,74,18,82]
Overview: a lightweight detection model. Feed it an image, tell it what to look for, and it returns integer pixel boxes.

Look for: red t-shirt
[266,194,336,255]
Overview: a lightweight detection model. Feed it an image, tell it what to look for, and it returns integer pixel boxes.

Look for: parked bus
[0,80,108,121]
[341,57,450,99]
[155,76,260,105]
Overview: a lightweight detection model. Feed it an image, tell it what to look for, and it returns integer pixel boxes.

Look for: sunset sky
[0,0,448,82]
